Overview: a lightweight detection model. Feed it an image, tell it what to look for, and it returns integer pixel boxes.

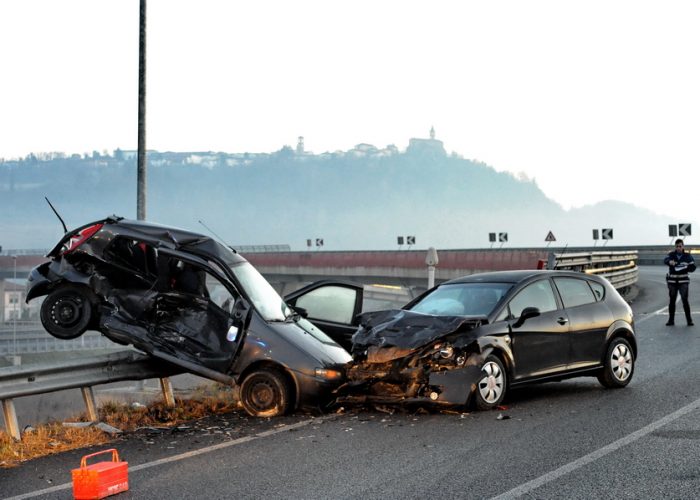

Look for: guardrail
[547,250,639,290]
[0,351,183,440]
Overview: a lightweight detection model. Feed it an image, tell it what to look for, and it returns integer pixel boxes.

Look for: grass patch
[0,384,237,468]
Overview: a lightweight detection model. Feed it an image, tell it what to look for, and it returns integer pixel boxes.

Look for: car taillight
[62,223,103,254]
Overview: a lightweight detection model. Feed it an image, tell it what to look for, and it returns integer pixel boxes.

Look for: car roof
[443,269,601,285]
[56,216,247,266]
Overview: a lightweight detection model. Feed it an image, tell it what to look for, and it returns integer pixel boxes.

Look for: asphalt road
[4,266,700,499]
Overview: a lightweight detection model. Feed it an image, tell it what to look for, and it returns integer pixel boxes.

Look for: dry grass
[0,384,237,468]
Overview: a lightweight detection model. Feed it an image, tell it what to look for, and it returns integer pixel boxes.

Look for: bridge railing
[548,250,639,290]
[0,350,182,440]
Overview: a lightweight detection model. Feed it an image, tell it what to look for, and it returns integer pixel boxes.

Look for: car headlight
[439,345,454,359]
[315,368,344,381]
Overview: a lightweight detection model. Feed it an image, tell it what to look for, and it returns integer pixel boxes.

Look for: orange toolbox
[71,449,129,499]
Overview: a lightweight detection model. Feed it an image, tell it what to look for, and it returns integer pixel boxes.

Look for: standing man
[664,239,696,326]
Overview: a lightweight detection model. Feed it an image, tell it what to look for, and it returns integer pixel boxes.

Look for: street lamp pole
[12,255,17,354]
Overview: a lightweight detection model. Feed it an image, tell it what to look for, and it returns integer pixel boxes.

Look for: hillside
[0,145,674,250]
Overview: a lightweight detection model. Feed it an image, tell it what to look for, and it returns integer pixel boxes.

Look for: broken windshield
[228,261,293,321]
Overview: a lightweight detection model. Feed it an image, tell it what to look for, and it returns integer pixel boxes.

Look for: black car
[25,216,352,417]
[287,270,636,409]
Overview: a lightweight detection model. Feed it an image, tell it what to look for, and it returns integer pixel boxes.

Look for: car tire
[474,355,507,410]
[40,285,95,340]
[240,368,291,417]
[597,337,634,388]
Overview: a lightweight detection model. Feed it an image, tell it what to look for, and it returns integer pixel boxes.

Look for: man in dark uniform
[664,239,696,326]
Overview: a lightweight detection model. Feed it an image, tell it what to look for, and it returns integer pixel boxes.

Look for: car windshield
[409,282,512,316]
[229,262,293,321]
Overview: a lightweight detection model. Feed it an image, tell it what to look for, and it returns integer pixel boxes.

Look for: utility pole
[137,0,147,220]
[12,255,17,355]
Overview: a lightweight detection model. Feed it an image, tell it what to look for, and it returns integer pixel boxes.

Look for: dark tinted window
[508,279,558,318]
[553,277,596,308]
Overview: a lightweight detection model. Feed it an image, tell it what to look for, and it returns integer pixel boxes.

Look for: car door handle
[557,317,568,325]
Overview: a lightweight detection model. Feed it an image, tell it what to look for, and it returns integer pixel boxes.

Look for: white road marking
[4,416,332,500]
[491,390,700,498]
[636,305,669,323]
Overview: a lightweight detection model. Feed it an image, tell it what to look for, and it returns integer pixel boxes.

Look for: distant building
[297,136,305,155]
[407,126,446,156]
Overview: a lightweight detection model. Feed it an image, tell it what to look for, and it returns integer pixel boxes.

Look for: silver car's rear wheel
[474,355,507,410]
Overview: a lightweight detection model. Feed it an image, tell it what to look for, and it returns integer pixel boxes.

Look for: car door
[148,249,248,375]
[285,280,364,351]
[552,277,613,370]
[506,278,570,380]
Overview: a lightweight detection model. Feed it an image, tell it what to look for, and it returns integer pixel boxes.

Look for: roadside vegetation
[0,384,237,467]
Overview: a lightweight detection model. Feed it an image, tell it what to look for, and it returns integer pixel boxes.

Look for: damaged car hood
[351,309,485,351]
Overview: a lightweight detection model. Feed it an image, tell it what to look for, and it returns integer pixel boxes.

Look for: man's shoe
[666,320,675,326]
[688,321,695,326]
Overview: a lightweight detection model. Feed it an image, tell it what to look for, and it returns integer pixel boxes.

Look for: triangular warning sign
[545,231,556,242]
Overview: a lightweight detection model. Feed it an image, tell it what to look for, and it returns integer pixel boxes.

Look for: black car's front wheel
[474,355,507,410]
[240,368,291,417]
[40,285,95,340]
[598,337,634,388]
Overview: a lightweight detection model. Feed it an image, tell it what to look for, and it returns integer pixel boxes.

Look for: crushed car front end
[337,309,498,407]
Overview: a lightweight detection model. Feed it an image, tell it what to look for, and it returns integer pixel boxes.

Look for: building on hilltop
[407,126,446,156]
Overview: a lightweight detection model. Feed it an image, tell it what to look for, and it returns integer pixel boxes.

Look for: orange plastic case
[71,449,129,499]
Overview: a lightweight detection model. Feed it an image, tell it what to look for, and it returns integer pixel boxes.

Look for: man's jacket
[664,251,697,283]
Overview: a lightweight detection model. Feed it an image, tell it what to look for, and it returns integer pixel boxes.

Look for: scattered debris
[496,413,511,421]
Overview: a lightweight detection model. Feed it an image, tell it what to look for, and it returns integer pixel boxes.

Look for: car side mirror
[513,306,541,328]
[290,304,308,318]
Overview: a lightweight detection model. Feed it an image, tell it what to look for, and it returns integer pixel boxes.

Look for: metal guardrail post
[81,387,99,422]
[159,377,175,407]
[2,398,20,441]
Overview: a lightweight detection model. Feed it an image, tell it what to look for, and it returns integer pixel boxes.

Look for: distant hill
[0,143,675,251]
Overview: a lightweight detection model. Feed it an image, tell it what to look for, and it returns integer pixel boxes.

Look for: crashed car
[288,271,636,410]
[26,216,351,417]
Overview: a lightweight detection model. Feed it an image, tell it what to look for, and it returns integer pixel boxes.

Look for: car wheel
[40,285,95,340]
[240,368,291,417]
[474,355,507,410]
[598,337,634,388]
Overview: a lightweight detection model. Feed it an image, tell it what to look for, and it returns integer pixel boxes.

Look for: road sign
[406,236,416,245]
[397,236,404,245]
[592,229,599,240]
[669,225,678,237]
[489,233,497,243]
[315,238,324,247]
[602,228,613,240]
[679,223,692,236]
[545,231,556,242]
[499,232,508,243]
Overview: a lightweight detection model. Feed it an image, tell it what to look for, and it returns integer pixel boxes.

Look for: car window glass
[508,280,557,318]
[553,277,597,308]
[204,273,237,314]
[294,286,357,324]
[410,283,511,316]
[589,281,605,301]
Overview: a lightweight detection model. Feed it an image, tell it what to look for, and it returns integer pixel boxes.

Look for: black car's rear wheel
[240,368,291,417]
[40,285,95,340]
[598,337,634,388]
[474,355,507,410]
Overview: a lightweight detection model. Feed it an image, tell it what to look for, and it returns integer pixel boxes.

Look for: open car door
[100,244,250,384]
[285,280,364,351]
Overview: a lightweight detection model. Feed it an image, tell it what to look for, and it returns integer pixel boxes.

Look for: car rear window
[553,277,597,308]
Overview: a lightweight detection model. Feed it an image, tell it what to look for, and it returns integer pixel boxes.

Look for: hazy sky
[2,0,699,221]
